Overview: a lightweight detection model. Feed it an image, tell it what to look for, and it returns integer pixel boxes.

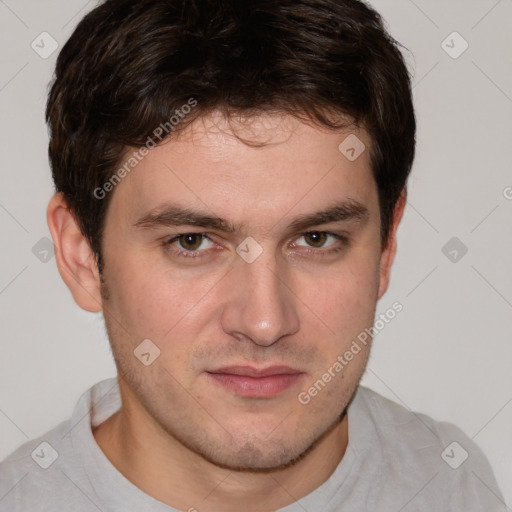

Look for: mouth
[205,365,304,398]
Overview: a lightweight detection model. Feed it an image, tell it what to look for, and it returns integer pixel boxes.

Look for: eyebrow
[133,200,369,233]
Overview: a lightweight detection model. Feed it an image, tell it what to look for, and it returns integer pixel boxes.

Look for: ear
[377,190,406,300]
[47,193,103,312]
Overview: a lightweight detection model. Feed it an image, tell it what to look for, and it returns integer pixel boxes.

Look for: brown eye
[177,233,204,250]
[303,231,328,247]
[293,231,348,256]
[164,233,216,258]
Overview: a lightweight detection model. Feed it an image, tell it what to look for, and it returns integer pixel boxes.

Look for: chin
[181,413,343,473]
[196,438,308,473]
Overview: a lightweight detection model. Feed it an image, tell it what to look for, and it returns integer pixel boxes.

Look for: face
[95,113,393,471]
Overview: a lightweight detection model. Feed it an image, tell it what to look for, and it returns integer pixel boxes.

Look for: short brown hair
[46,0,415,271]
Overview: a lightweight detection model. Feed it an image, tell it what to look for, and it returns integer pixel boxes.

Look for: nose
[220,247,300,347]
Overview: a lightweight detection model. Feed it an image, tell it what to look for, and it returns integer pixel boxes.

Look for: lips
[206,365,304,398]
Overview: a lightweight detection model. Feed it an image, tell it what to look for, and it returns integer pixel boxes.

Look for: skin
[47,113,405,512]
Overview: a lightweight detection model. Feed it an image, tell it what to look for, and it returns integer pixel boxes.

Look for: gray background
[1,0,511,506]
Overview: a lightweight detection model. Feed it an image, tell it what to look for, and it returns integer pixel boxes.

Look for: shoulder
[0,420,75,510]
[355,386,468,451]
[349,386,507,511]
[0,378,118,511]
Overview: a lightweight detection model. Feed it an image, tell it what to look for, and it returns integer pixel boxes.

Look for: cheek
[298,253,380,332]
[103,251,224,341]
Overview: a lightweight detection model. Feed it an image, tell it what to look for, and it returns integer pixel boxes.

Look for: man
[0,0,505,510]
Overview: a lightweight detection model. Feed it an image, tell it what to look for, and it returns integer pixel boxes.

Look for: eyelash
[163,231,349,259]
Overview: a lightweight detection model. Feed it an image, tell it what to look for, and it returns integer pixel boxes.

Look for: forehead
[107,112,378,228]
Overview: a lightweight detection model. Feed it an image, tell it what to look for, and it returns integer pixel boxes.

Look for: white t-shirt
[0,378,506,511]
